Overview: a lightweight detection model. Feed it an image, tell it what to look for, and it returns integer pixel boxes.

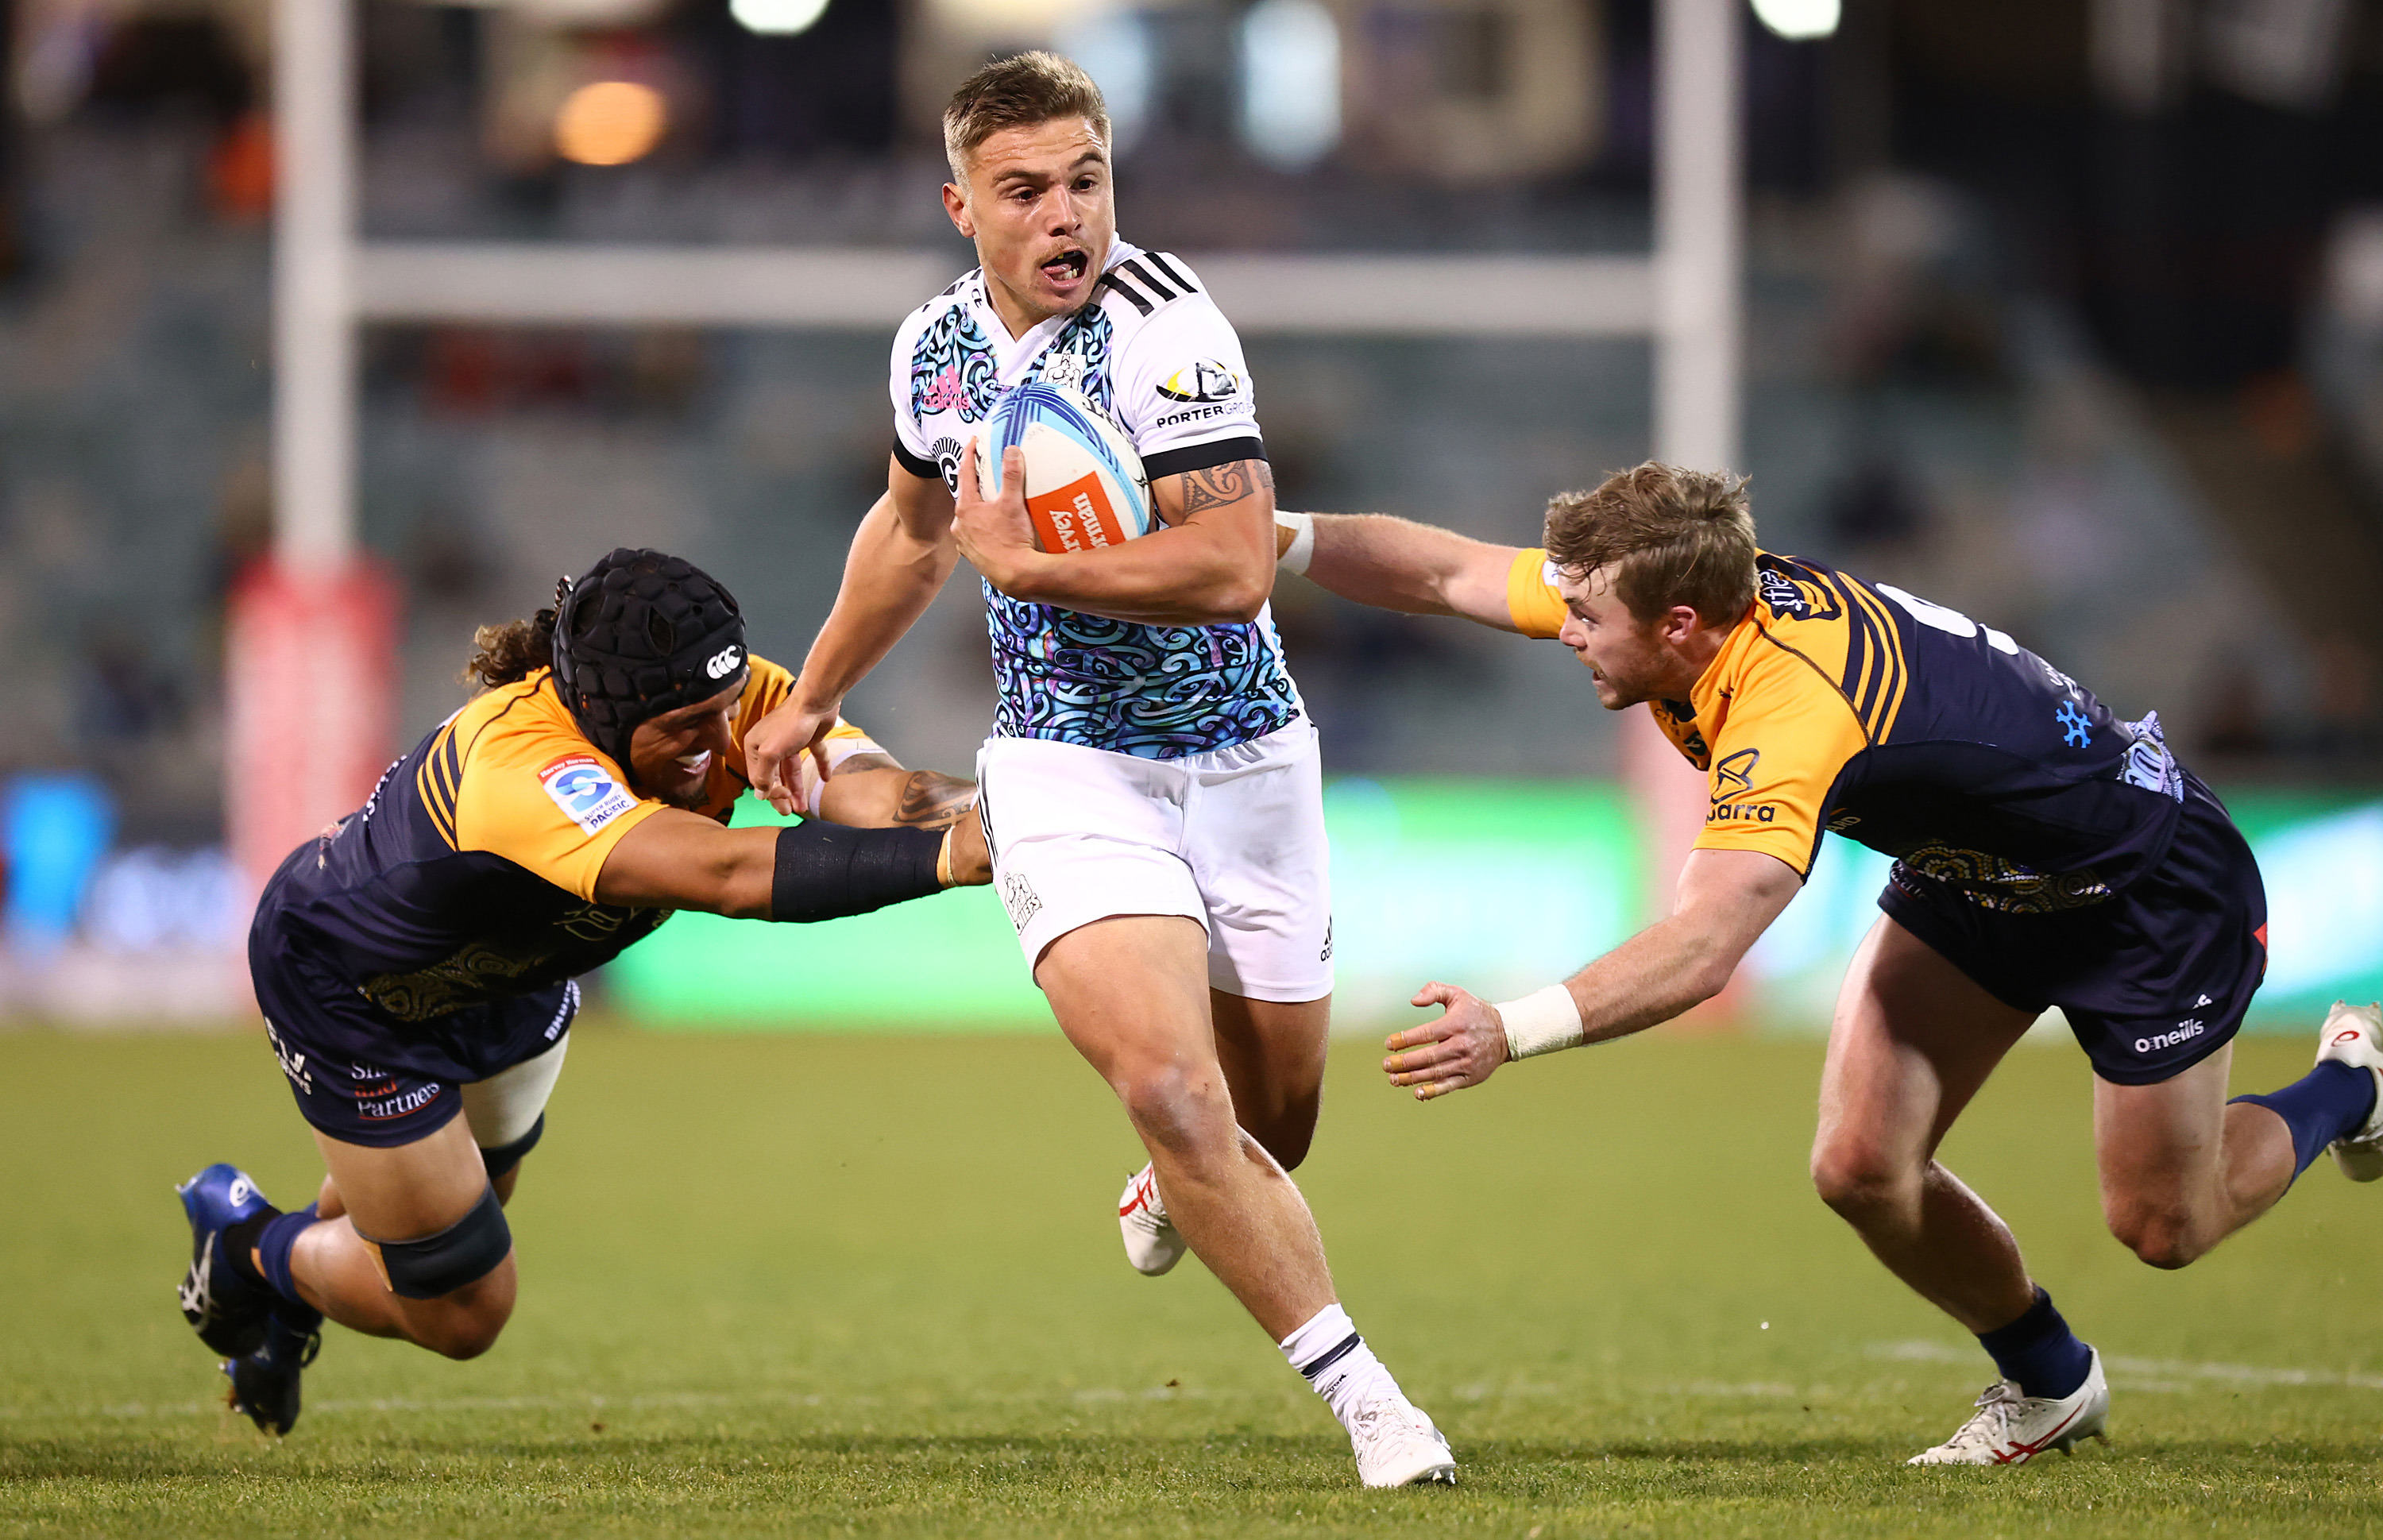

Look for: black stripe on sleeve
[1141,436,1268,481]
[1118,257,1177,299]
[1096,270,1154,315]
[890,438,940,481]
[1143,252,1197,292]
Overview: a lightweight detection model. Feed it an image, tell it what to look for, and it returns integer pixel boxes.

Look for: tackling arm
[1382,847,1802,1099]
[593,800,990,919]
[951,442,1276,626]
[1276,513,1526,632]
[744,459,959,812]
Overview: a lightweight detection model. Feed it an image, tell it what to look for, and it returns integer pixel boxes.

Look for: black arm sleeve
[770,821,946,923]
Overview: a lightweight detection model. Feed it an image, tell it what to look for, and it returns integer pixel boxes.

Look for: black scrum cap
[550,548,747,766]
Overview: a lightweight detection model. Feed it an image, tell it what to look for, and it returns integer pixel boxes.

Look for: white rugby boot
[1908,1349,2108,1465]
[2315,1002,2383,1182]
[1347,1385,1458,1488]
[1117,1164,1185,1276]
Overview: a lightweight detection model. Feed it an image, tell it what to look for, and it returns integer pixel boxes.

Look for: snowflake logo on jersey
[910,307,999,423]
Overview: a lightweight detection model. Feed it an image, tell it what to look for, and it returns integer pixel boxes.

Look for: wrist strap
[1276,511,1315,575]
[1498,983,1585,1060]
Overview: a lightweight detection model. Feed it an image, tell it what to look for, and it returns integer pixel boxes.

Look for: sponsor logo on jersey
[1153,403,1237,430]
[1713,747,1760,799]
[1157,359,1240,404]
[1041,348,1083,388]
[2135,1019,2205,1055]
[539,755,639,836]
[1759,567,1810,619]
[1709,749,1777,823]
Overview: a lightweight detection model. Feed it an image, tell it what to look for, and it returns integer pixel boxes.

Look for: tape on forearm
[771,821,945,923]
[1276,511,1315,576]
[936,828,953,889]
[1498,983,1585,1060]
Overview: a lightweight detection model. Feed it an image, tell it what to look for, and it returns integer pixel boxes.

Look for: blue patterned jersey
[889,241,1303,758]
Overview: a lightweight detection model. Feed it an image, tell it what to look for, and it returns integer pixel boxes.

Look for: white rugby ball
[975,383,1153,554]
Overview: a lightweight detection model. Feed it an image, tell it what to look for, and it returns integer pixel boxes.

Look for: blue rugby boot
[175,1163,272,1357]
[223,1300,323,1437]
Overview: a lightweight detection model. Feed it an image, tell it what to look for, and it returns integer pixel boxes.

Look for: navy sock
[255,1204,319,1309]
[2232,1060,2377,1179]
[1976,1287,2093,1400]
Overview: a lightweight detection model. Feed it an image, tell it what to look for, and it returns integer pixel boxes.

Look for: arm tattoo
[892,770,979,831]
[1177,459,1273,516]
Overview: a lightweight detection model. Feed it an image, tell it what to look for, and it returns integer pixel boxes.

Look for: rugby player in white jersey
[743,52,1454,1488]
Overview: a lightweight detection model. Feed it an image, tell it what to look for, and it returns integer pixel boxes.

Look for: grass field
[3,1022,2381,1537]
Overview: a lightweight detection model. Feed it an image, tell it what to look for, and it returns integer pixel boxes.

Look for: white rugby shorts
[975,718,1332,1002]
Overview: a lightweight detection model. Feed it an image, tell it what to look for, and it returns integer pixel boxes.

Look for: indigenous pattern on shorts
[904,287,1299,758]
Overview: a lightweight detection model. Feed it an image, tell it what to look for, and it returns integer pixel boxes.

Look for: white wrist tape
[1275,511,1315,576]
[1498,983,1585,1060]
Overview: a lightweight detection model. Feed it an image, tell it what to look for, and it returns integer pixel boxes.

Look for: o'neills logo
[2136,1020,2204,1054]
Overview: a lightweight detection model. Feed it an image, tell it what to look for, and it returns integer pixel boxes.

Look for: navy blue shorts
[249,944,579,1149]
[1878,778,2267,1086]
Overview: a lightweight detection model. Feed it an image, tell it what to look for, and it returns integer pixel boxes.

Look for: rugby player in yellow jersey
[175,548,988,1435]
[1272,465,2383,1464]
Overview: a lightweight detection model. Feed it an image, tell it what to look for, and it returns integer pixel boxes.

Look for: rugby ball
[975,383,1153,554]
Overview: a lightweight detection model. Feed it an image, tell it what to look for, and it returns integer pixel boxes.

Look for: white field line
[1870,1339,2383,1391]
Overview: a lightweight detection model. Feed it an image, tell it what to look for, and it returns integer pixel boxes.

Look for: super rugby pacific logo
[539,755,638,836]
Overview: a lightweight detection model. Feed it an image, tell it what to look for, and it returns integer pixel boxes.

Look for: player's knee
[1246,1097,1320,1171]
[368,1185,516,1354]
[2105,1202,2205,1270]
[1809,1144,1910,1222]
[1116,1060,1232,1156]
[416,1291,514,1360]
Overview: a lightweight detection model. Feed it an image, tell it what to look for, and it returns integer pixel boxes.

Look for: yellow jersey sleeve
[1691,639,1871,877]
[454,707,667,902]
[1505,547,1568,639]
[724,655,883,813]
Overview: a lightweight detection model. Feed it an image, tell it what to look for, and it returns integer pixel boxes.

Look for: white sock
[1279,1303,1396,1428]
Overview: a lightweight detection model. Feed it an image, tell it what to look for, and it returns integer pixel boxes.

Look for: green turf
[3,1024,2381,1537]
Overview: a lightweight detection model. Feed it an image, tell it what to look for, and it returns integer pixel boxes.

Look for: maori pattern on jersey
[910,304,1000,423]
[983,584,1300,758]
[1025,307,1115,407]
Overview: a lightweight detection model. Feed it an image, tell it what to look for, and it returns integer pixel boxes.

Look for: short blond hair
[1542,461,1758,626]
[943,52,1110,183]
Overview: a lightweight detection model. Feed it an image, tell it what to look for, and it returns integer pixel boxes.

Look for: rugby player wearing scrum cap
[1277,469,2382,1465]
[176,548,987,1434]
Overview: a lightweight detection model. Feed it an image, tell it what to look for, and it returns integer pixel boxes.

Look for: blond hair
[942,51,1110,183]
[1542,461,1758,626]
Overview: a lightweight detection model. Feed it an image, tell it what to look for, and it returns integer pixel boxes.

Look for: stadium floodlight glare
[1240,0,1341,172]
[730,0,830,36]
[1749,0,1838,40]
[554,80,668,166]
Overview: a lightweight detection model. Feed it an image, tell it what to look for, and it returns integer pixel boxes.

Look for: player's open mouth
[675,751,713,776]
[1042,249,1089,284]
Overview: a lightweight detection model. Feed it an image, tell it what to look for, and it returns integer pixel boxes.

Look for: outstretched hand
[743,697,838,816]
[952,439,1043,594]
[1384,982,1510,1101]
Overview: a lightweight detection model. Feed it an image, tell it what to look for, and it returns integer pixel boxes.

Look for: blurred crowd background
[1,0,2380,1019]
